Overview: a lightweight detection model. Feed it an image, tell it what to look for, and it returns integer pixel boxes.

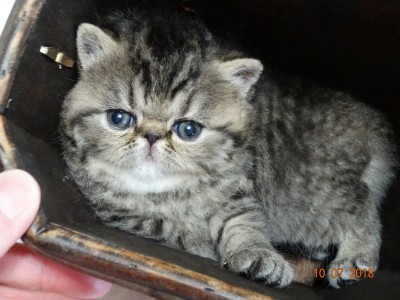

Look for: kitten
[60,6,398,288]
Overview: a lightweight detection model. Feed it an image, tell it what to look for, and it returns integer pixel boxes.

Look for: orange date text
[313,267,375,279]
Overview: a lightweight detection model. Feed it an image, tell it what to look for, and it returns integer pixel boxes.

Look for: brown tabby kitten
[60,6,398,288]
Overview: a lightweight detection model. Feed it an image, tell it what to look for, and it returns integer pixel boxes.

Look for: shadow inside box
[0,0,399,299]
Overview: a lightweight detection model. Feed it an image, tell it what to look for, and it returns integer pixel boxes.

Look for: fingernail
[0,170,40,219]
[91,279,113,297]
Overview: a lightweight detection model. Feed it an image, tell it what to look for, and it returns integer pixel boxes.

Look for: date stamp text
[314,267,375,279]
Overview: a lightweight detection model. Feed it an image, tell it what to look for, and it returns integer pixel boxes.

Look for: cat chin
[126,165,199,193]
[87,156,198,194]
[121,175,196,194]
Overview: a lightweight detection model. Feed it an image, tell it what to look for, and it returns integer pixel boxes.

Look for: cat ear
[77,23,119,70]
[217,58,264,96]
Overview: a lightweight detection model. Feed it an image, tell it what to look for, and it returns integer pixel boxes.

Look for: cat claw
[327,256,377,288]
[337,278,358,287]
[223,249,294,288]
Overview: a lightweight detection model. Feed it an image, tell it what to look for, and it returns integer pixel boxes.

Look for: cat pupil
[185,124,196,137]
[112,112,124,124]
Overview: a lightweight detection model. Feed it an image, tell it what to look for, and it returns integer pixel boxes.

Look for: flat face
[1,0,400,299]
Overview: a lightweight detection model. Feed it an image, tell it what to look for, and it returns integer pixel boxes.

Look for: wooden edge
[24,214,273,300]
[0,0,46,111]
[0,116,17,170]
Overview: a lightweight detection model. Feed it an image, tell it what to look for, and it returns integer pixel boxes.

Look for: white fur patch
[87,155,198,194]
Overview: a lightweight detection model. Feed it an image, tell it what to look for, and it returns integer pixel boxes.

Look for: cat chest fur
[94,187,232,260]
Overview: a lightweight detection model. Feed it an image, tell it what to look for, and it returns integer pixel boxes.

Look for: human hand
[0,169,112,299]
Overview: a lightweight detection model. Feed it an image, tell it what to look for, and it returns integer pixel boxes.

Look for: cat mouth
[144,148,158,163]
[145,154,155,162]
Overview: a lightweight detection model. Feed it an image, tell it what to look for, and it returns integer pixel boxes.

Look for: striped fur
[60,6,398,288]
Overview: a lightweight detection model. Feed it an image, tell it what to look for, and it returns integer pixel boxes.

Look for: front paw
[327,256,377,288]
[223,248,294,288]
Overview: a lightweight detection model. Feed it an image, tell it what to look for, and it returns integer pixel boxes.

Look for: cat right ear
[76,23,119,70]
[216,58,264,98]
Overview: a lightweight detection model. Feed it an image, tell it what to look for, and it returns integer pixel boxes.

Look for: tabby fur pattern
[60,5,398,288]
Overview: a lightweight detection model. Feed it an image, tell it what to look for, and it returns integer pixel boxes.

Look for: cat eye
[107,110,136,130]
[173,120,203,141]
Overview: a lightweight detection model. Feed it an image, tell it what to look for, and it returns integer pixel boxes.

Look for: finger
[0,170,40,257]
[0,244,111,299]
[0,285,76,300]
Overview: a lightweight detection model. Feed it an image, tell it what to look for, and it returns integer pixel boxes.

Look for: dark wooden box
[0,0,399,299]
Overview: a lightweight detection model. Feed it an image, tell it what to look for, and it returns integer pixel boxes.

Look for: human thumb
[0,169,40,257]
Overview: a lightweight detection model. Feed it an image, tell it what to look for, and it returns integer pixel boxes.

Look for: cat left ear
[217,58,264,96]
[76,23,119,70]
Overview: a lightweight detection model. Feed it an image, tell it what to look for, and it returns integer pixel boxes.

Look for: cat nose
[144,133,161,146]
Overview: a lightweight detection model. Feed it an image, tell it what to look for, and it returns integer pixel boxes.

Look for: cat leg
[210,205,294,287]
[327,206,381,288]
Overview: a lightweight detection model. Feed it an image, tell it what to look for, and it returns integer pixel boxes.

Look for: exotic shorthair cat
[60,5,398,288]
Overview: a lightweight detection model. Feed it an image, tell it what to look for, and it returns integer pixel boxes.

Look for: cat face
[61,21,263,194]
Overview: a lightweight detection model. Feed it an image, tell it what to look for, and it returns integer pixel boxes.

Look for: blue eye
[107,110,136,130]
[173,120,202,141]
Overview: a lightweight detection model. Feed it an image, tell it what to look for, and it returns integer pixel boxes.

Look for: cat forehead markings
[129,65,203,119]
[136,94,193,123]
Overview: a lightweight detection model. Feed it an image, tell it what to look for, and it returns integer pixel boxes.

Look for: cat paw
[223,249,294,288]
[327,256,377,288]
